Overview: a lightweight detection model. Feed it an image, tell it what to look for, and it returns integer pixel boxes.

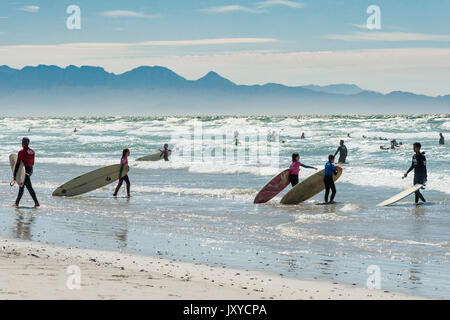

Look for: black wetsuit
[335,145,348,163]
[439,135,445,145]
[324,162,338,203]
[406,152,427,203]
[14,166,38,206]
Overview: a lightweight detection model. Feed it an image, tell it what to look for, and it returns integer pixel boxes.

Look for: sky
[0,0,449,95]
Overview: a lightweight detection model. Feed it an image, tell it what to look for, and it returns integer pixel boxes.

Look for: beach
[0,115,449,299]
[0,237,423,300]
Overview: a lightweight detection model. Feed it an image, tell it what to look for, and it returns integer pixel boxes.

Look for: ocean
[0,114,449,298]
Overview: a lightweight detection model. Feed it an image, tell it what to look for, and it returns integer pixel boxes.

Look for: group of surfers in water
[10,131,441,207]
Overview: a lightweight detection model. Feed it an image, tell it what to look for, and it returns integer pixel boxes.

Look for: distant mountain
[0,65,448,116]
[301,84,363,95]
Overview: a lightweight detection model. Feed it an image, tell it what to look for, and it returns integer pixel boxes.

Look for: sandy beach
[0,237,424,300]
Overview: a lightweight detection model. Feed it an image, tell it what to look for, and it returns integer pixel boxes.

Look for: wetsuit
[406,152,427,203]
[440,135,445,145]
[114,156,130,196]
[289,161,314,187]
[324,161,338,203]
[159,147,171,161]
[334,145,348,163]
[14,146,39,206]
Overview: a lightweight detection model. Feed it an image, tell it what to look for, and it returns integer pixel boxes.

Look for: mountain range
[0,65,448,115]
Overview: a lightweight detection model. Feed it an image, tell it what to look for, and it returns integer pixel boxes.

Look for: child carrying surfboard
[289,153,317,187]
[324,155,338,204]
[159,144,172,161]
[113,149,131,198]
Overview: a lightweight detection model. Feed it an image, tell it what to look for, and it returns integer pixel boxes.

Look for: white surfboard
[377,184,424,207]
[52,164,129,197]
[9,154,26,186]
[136,150,172,161]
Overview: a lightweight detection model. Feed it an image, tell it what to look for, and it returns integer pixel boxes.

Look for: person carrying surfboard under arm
[324,155,338,204]
[289,153,317,187]
[403,142,427,205]
[159,144,171,161]
[113,149,131,197]
[14,137,40,208]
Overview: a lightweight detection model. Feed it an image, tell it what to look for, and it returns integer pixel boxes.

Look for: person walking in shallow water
[113,149,131,198]
[324,155,338,203]
[334,140,348,163]
[403,142,427,205]
[14,137,39,208]
[439,133,445,145]
[289,153,317,187]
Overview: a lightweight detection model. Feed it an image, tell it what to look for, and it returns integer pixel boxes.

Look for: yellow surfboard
[280,167,343,205]
[53,164,129,197]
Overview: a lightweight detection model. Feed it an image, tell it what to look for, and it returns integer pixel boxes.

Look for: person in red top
[14,137,39,207]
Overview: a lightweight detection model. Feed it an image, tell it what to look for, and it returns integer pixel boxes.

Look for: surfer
[300,132,305,139]
[439,133,445,145]
[159,144,171,161]
[324,155,338,204]
[289,153,317,187]
[334,140,348,163]
[403,142,427,205]
[113,148,131,198]
[13,137,40,208]
[234,130,239,146]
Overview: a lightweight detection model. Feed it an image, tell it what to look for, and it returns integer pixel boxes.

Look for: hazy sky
[0,0,449,95]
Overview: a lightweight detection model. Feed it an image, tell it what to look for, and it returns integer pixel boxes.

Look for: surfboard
[136,150,172,161]
[280,167,343,205]
[9,154,26,186]
[315,201,342,206]
[376,184,424,207]
[254,169,290,204]
[52,164,129,197]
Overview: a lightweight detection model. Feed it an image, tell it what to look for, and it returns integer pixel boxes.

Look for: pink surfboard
[254,169,291,204]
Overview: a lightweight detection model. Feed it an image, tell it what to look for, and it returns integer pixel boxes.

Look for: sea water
[0,115,449,298]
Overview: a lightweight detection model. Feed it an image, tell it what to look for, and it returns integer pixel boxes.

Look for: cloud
[18,6,40,13]
[100,10,158,19]
[325,31,450,41]
[257,0,305,9]
[200,5,262,14]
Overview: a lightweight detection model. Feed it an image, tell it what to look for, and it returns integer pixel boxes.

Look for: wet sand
[0,237,424,300]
